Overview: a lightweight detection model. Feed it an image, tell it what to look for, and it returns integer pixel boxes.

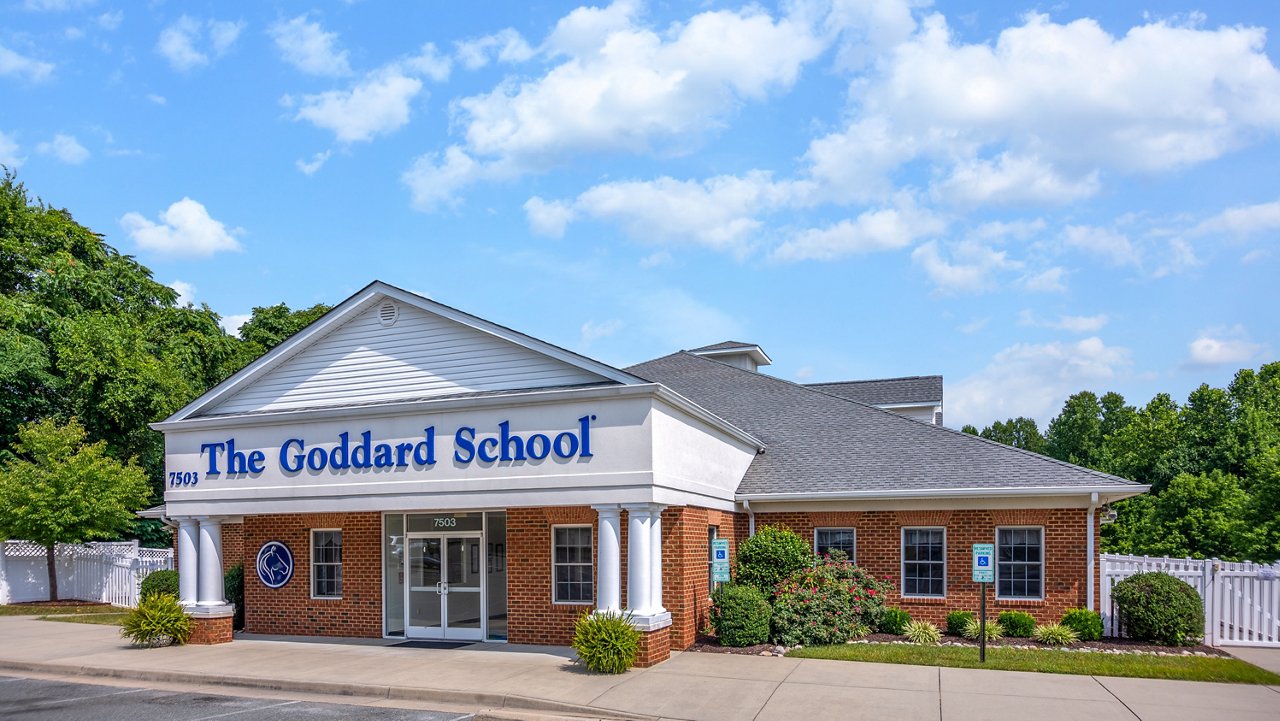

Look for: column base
[627,610,672,632]
[634,627,671,668]
[186,604,235,645]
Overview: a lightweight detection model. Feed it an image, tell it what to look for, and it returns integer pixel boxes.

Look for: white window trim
[995,525,1045,601]
[813,527,856,564]
[551,524,594,606]
[310,528,343,600]
[900,526,947,599]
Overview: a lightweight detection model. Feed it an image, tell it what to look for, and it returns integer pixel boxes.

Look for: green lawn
[39,612,129,626]
[0,603,113,616]
[788,643,1280,685]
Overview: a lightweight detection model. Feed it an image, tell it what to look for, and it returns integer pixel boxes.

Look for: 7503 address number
[168,471,200,487]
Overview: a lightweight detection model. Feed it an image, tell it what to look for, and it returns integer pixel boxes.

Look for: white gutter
[1087,491,1099,612]
[736,485,1150,502]
[743,499,755,536]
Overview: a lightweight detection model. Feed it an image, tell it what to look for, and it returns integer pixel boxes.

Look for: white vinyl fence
[1102,553,1280,647]
[0,540,173,608]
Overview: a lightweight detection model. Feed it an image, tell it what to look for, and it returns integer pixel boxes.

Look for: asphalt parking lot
[0,676,472,721]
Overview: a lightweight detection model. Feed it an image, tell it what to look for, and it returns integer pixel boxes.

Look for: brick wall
[506,506,598,646]
[222,522,244,574]
[242,512,382,637]
[662,507,743,650]
[751,508,1099,625]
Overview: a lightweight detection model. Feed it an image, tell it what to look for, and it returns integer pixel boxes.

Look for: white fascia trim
[737,485,1150,502]
[692,345,773,367]
[874,401,942,410]
[162,281,643,423]
[153,382,658,433]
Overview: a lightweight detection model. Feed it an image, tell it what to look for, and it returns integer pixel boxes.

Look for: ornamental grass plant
[945,610,975,636]
[962,617,1004,641]
[1033,623,1080,646]
[572,611,640,674]
[904,620,942,645]
[120,593,191,647]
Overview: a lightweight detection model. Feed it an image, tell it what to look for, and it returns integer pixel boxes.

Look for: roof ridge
[647,352,1138,488]
[807,375,941,386]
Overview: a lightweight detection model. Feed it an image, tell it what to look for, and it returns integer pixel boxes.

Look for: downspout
[1087,492,1098,612]
[743,499,755,537]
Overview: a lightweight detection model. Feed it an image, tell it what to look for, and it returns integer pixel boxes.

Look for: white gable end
[203,297,611,417]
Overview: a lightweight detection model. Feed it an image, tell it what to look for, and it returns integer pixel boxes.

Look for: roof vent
[377,301,399,327]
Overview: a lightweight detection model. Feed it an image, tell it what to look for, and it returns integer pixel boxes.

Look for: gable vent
[377,301,399,327]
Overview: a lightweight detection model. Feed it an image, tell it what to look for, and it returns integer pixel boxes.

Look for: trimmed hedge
[734,526,813,595]
[710,584,771,647]
[1111,572,1203,646]
[879,608,912,635]
[140,569,179,599]
[945,610,974,636]
[997,610,1036,638]
[225,563,245,631]
[1060,608,1104,642]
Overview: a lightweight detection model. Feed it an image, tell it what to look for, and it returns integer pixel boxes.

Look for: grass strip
[788,643,1280,685]
[38,612,129,626]
[1,604,112,616]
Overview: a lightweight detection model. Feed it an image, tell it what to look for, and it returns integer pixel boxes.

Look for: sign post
[972,543,995,663]
[711,539,730,586]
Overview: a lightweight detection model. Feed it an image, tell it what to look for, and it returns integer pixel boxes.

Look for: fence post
[1203,559,1215,646]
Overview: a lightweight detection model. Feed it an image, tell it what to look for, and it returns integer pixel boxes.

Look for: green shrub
[903,620,942,645]
[1111,572,1203,646]
[121,593,191,647]
[224,563,245,631]
[1060,608,1103,642]
[1033,623,1079,646]
[878,608,912,635]
[770,556,894,647]
[735,526,814,595]
[571,611,640,674]
[139,569,179,599]
[945,610,974,636]
[997,610,1036,638]
[962,618,1003,641]
[710,584,771,647]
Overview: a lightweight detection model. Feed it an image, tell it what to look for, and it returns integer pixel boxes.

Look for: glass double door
[406,532,484,640]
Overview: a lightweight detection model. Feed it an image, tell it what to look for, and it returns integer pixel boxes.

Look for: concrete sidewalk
[1,616,1277,721]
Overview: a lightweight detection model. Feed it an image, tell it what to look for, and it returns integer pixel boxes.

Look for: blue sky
[2,0,1277,429]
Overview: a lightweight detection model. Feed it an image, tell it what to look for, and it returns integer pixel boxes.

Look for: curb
[0,659,652,720]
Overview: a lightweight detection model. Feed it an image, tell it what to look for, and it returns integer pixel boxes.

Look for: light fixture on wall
[1100,504,1118,525]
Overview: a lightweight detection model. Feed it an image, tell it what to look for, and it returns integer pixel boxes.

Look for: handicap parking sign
[972,543,995,583]
[977,556,989,567]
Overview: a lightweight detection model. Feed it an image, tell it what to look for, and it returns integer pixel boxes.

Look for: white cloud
[1151,237,1199,278]
[169,280,196,306]
[97,10,122,31]
[35,133,89,164]
[455,28,534,70]
[1020,267,1067,293]
[64,27,85,41]
[407,1,829,208]
[22,0,93,10]
[1019,310,1110,333]
[911,239,1019,294]
[632,288,743,350]
[639,250,672,268]
[397,43,451,82]
[0,43,54,83]
[269,14,351,77]
[959,318,989,334]
[1187,326,1266,366]
[157,16,244,72]
[804,12,1280,204]
[949,337,1132,427]
[580,318,623,345]
[296,150,331,175]
[147,93,167,105]
[292,70,422,143]
[219,313,251,337]
[932,153,1100,206]
[523,197,576,238]
[1062,225,1141,267]
[0,130,25,168]
[1242,249,1271,264]
[773,198,944,261]
[403,146,483,211]
[1193,199,1280,237]
[120,198,243,258]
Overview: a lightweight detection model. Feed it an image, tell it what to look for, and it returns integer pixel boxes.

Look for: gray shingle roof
[626,352,1139,496]
[807,376,942,406]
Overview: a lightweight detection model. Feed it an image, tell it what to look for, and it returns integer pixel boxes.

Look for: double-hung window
[311,529,342,599]
[901,527,946,597]
[996,527,1043,600]
[552,526,593,604]
[814,528,856,563]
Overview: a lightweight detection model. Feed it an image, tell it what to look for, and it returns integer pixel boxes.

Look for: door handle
[435,581,442,595]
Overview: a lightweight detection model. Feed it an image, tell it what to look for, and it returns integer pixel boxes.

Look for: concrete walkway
[1,617,1277,721]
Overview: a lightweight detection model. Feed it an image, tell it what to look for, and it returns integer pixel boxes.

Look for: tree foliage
[0,417,151,599]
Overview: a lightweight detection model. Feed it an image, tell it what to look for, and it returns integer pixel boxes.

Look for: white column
[625,505,652,615]
[196,518,224,606]
[592,505,622,613]
[177,518,199,606]
[649,506,666,614]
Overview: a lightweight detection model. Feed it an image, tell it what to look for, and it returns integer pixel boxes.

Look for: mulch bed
[690,633,1228,657]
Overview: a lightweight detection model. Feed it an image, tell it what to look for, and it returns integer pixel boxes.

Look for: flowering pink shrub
[770,555,895,647]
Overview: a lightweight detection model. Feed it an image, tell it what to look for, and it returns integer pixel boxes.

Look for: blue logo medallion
[256,541,294,588]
